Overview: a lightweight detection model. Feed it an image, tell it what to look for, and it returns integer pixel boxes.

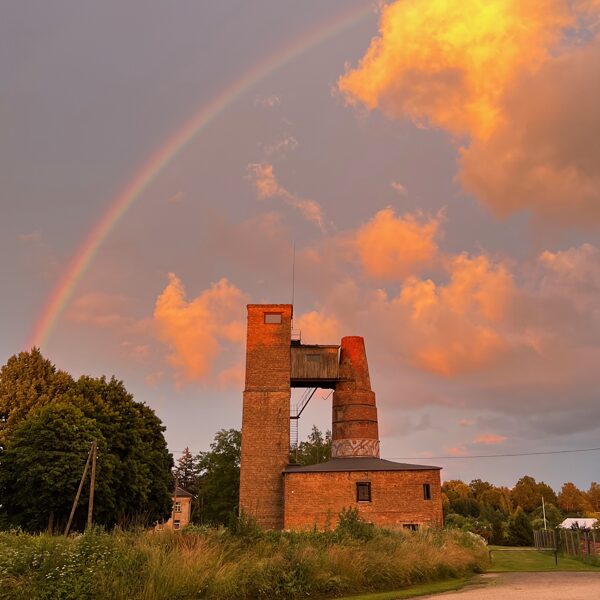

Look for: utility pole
[542,495,547,530]
[87,440,97,530]
[65,442,94,536]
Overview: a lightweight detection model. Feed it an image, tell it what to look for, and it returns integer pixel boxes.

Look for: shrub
[0,524,488,600]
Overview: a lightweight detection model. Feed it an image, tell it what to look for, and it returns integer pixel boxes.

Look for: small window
[306,354,321,363]
[174,502,182,513]
[173,520,181,530]
[403,524,419,531]
[264,313,282,324]
[423,484,431,501]
[356,482,371,502]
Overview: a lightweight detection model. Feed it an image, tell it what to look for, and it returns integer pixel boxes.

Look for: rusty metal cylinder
[331,336,380,458]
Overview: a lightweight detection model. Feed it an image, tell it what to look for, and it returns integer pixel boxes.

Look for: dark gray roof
[283,457,441,474]
[173,486,192,497]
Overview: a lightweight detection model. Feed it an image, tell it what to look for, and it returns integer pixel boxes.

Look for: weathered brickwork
[283,469,443,530]
[239,304,443,531]
[332,337,379,458]
[239,304,292,529]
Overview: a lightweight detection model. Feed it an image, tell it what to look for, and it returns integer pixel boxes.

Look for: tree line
[442,476,600,545]
[0,349,173,532]
[173,424,333,525]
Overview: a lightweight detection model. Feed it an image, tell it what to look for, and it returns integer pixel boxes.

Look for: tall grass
[0,524,487,600]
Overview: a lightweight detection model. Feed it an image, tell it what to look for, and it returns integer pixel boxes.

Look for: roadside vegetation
[0,516,487,600]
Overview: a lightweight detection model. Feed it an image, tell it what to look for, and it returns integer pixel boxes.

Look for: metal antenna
[291,241,296,310]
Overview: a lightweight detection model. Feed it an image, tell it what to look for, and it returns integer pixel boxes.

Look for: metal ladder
[289,387,317,450]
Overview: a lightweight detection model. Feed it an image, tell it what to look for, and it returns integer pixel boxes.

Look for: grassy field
[0,526,488,600]
[488,546,600,572]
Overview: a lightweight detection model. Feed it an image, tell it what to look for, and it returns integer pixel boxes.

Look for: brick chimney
[331,336,380,458]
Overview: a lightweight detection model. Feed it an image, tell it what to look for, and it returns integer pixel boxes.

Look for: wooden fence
[535,528,600,560]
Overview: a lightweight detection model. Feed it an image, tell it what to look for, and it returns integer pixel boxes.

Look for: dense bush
[0,524,487,600]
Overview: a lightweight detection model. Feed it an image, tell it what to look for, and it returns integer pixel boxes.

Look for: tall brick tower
[331,336,380,459]
[239,304,292,529]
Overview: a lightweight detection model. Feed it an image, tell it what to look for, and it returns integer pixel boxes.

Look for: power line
[171,446,600,458]
[384,446,600,461]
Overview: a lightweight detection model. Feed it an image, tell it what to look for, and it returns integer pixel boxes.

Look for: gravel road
[420,572,600,599]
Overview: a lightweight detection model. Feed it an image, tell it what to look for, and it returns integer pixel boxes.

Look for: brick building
[239,304,442,530]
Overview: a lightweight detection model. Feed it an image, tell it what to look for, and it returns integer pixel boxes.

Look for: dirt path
[420,572,600,599]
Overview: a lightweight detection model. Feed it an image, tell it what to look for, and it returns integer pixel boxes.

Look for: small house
[156,486,192,531]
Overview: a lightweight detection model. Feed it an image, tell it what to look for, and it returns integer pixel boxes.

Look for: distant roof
[283,457,441,474]
[172,486,192,497]
[559,518,598,529]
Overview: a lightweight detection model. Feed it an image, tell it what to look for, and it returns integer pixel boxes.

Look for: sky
[3,0,600,492]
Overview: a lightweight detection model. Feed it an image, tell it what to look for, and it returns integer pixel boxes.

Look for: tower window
[403,523,419,531]
[356,482,371,502]
[423,484,431,500]
[264,313,282,324]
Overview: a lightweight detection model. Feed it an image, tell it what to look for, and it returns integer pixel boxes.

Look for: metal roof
[283,457,441,474]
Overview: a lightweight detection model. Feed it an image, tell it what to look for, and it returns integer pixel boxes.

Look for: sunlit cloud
[260,135,299,157]
[294,310,341,345]
[445,446,469,457]
[153,274,248,387]
[354,207,441,279]
[247,162,326,231]
[472,433,507,445]
[390,181,407,197]
[339,0,600,225]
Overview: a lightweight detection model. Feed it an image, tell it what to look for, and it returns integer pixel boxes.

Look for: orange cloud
[339,0,571,139]
[473,434,507,445]
[354,208,441,279]
[294,310,341,345]
[153,275,248,386]
[340,0,600,225]
[399,254,515,375]
[247,163,326,231]
[460,44,600,225]
[445,446,469,457]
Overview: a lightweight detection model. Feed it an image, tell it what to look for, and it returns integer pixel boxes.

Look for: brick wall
[239,304,292,529]
[283,469,443,530]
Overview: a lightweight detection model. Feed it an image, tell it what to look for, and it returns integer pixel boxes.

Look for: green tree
[511,476,556,513]
[587,482,600,512]
[507,506,533,546]
[196,429,241,525]
[0,351,173,530]
[0,348,73,445]
[480,487,512,515]
[73,375,173,526]
[173,447,198,491]
[558,482,591,515]
[293,425,332,465]
[531,502,563,530]
[443,480,479,517]
[469,479,493,499]
[0,402,104,532]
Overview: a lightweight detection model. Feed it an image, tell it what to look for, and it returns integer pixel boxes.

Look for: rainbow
[28,4,372,350]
